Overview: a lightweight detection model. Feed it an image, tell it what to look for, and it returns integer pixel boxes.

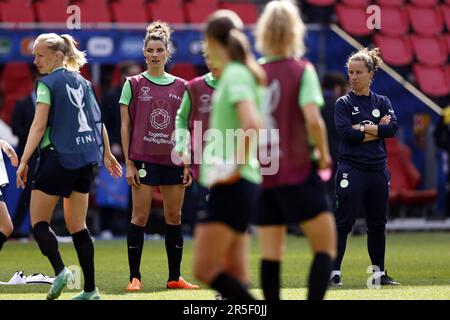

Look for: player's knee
[131,214,148,227]
[165,210,181,225]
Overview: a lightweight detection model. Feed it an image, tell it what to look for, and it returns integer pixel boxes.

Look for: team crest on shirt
[198,94,211,113]
[372,108,380,118]
[139,86,152,101]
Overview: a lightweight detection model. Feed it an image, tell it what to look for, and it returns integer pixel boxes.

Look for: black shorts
[133,161,184,186]
[32,149,93,198]
[253,169,330,225]
[198,179,261,233]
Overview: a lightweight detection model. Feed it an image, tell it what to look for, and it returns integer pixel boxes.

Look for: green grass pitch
[1,232,449,300]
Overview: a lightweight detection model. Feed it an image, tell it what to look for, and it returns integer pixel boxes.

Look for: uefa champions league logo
[66,84,93,133]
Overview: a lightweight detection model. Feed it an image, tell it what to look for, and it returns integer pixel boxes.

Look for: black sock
[211,272,255,300]
[32,221,65,276]
[367,231,386,271]
[261,259,280,300]
[127,223,145,282]
[333,232,348,270]
[72,229,95,292]
[0,232,7,251]
[307,252,333,300]
[165,224,183,281]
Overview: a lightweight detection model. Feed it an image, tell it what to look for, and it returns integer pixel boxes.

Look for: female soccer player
[193,10,266,300]
[120,21,198,291]
[331,47,399,286]
[0,139,19,252]
[16,33,122,300]
[175,53,218,231]
[253,0,337,300]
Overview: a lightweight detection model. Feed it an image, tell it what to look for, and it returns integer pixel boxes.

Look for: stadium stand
[386,138,438,217]
[147,0,185,24]
[0,0,35,23]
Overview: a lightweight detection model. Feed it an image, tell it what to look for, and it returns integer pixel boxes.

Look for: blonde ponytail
[33,33,87,72]
[60,34,87,72]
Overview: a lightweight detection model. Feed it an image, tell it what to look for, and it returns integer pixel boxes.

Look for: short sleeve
[119,80,132,106]
[225,66,257,105]
[299,63,324,109]
[36,81,51,105]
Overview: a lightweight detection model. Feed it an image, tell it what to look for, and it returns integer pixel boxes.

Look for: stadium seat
[411,35,448,67]
[335,5,374,37]
[341,0,371,6]
[413,64,450,96]
[219,2,259,24]
[71,0,111,23]
[0,62,32,124]
[184,0,218,23]
[410,0,438,7]
[169,63,197,80]
[34,0,69,24]
[440,5,450,31]
[304,0,336,6]
[408,6,443,36]
[0,62,32,98]
[445,34,450,53]
[386,138,438,217]
[374,0,404,6]
[110,0,148,23]
[379,6,409,36]
[373,34,413,66]
[0,0,35,23]
[147,0,185,24]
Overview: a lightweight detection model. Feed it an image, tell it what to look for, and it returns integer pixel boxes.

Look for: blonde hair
[34,33,87,72]
[346,47,383,73]
[255,0,306,58]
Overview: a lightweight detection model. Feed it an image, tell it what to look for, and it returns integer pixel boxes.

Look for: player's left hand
[104,153,123,178]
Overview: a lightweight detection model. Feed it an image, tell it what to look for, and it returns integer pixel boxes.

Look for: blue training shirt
[334,90,398,171]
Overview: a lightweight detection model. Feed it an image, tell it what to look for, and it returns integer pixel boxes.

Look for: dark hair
[322,72,347,90]
[205,10,266,86]
[346,47,383,74]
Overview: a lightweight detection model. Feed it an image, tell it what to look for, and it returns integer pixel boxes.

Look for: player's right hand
[16,162,28,189]
[126,161,140,187]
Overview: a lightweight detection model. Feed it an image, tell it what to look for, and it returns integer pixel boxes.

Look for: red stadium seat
[445,34,450,53]
[304,0,336,6]
[0,62,32,98]
[413,64,450,96]
[70,0,111,23]
[335,5,374,37]
[219,3,259,24]
[0,0,35,23]
[408,6,443,36]
[169,63,197,80]
[440,5,450,31]
[411,35,448,67]
[373,34,413,66]
[374,0,404,6]
[0,63,32,124]
[35,0,69,24]
[184,0,218,23]
[386,138,438,214]
[147,0,185,24]
[341,0,371,7]
[110,0,148,23]
[410,0,438,7]
[379,6,409,36]
[147,0,185,23]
